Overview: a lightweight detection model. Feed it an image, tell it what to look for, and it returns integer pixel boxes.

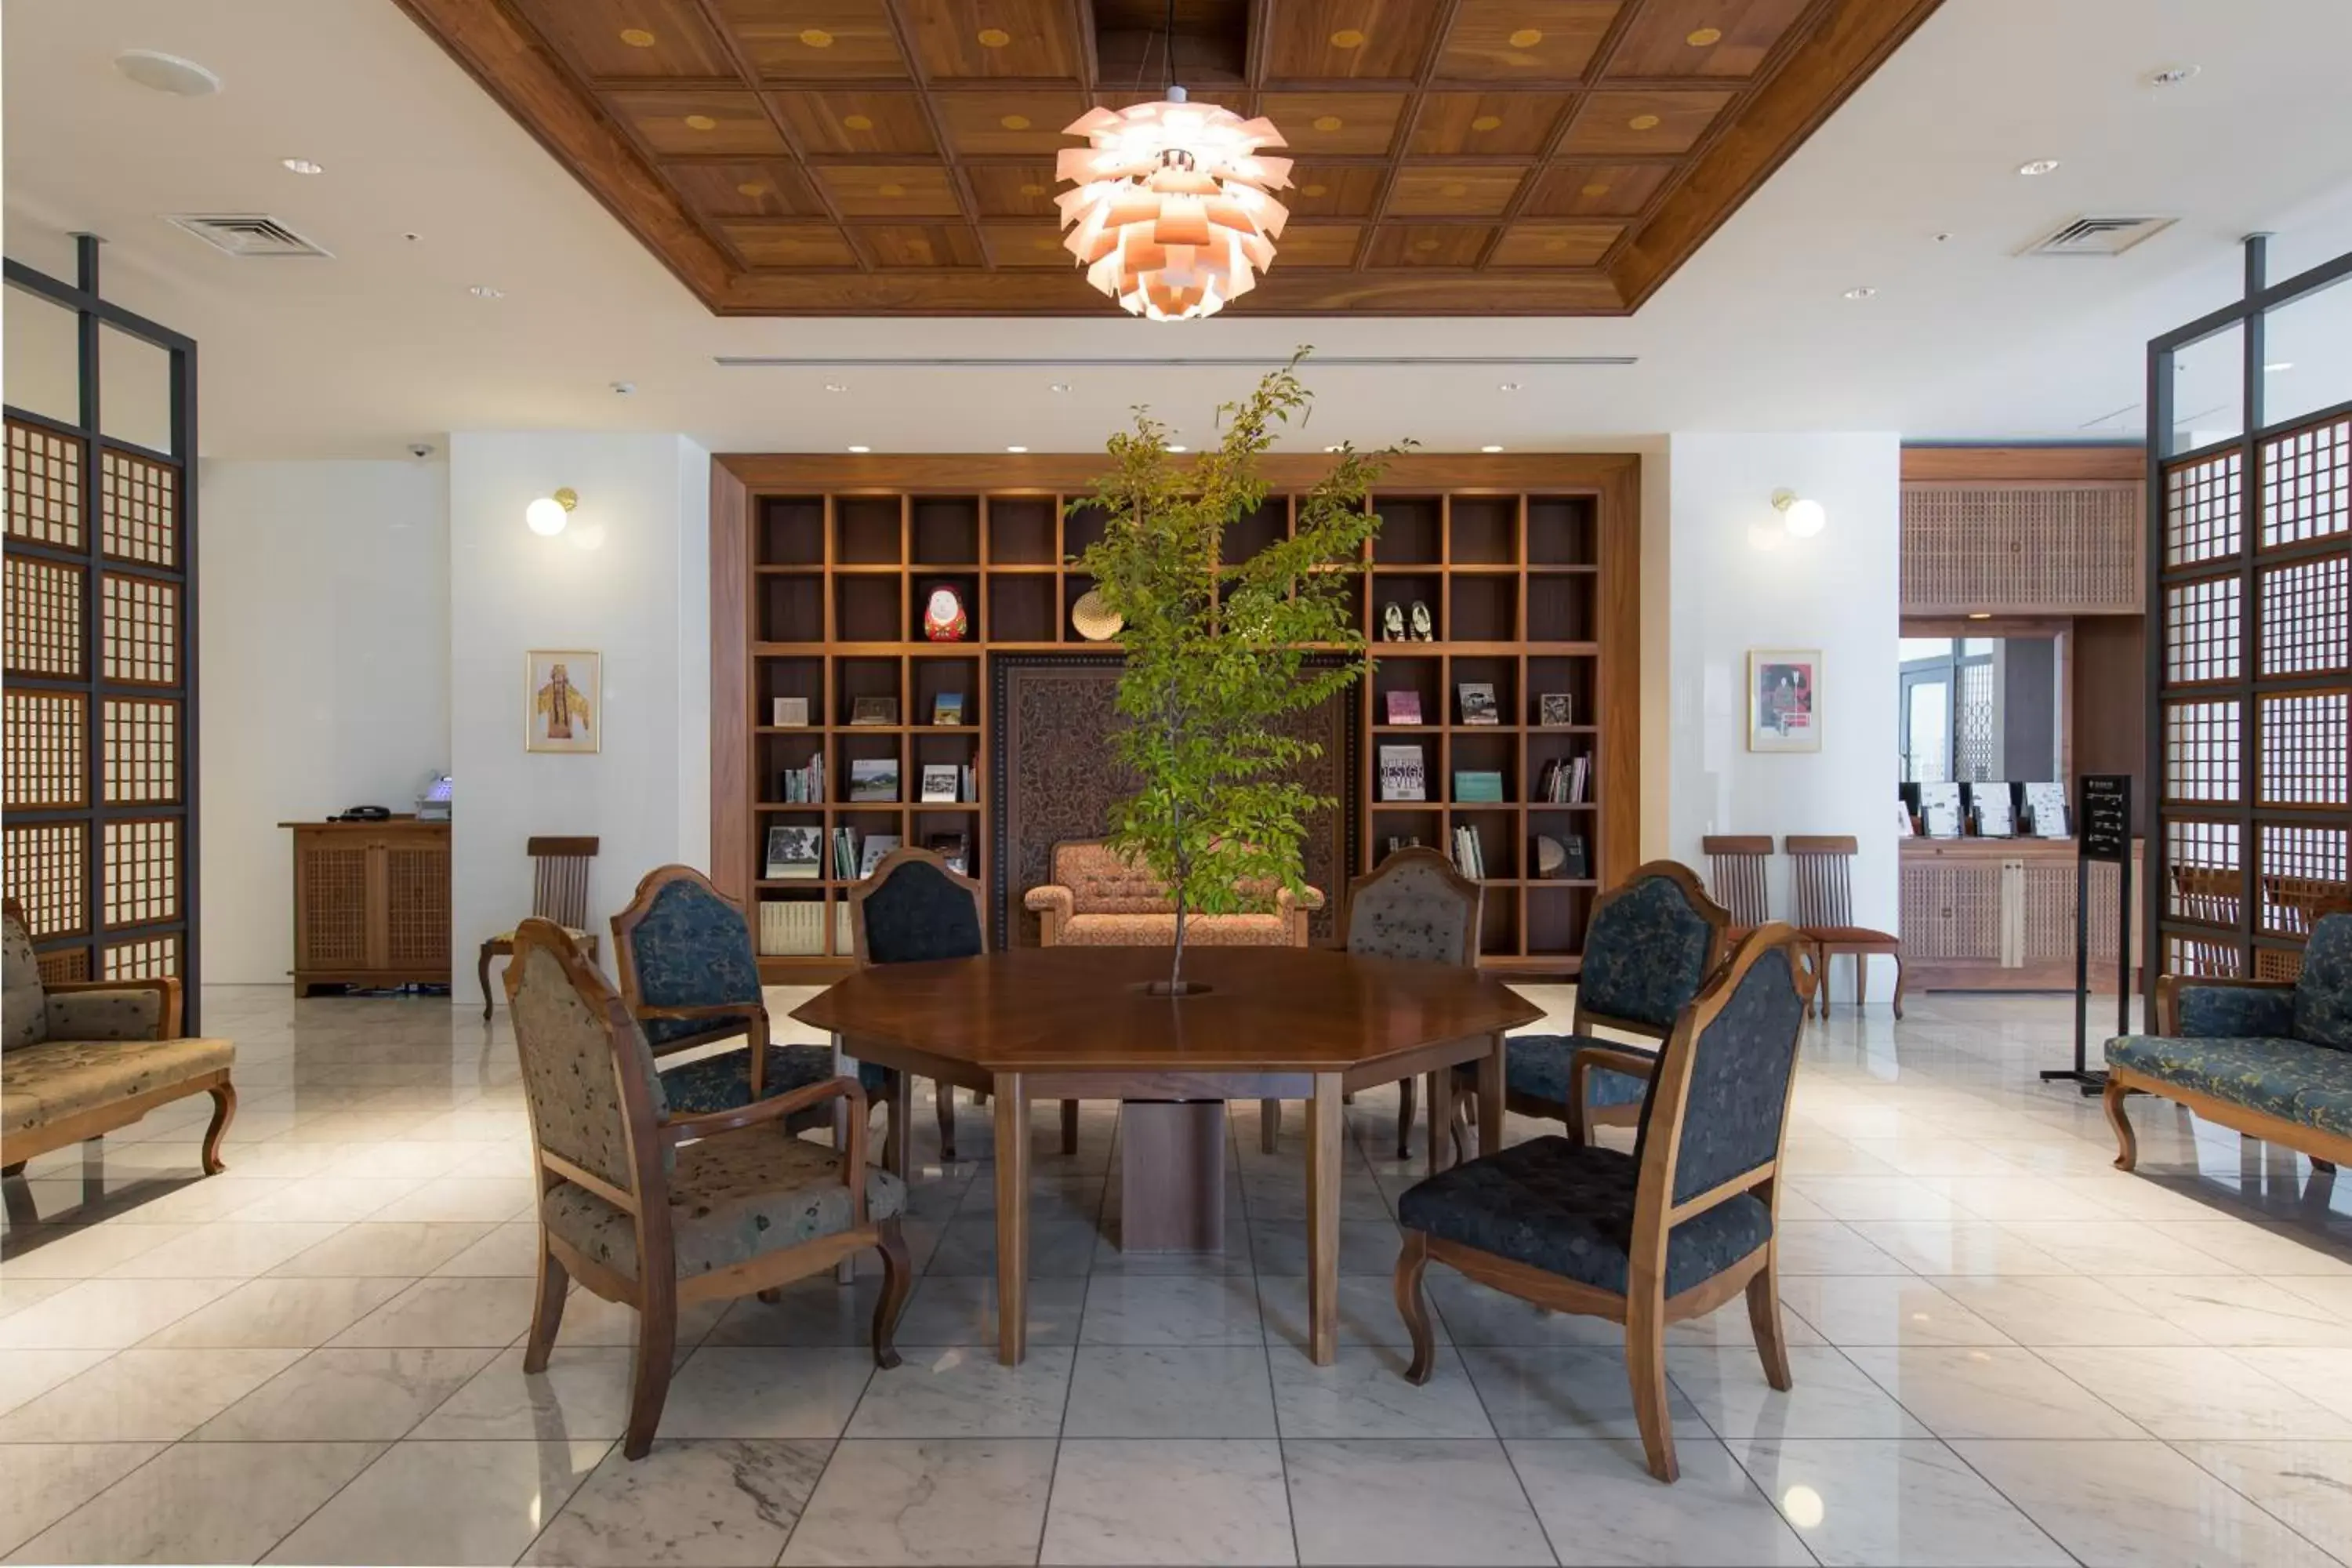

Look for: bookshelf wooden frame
[710,453,1640,980]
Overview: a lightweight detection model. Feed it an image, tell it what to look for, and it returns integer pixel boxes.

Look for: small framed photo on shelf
[932,693,964,725]
[1537,693,1574,728]
[771,696,811,728]
[764,824,822,880]
[849,696,899,727]
[1746,649,1820,753]
[1384,690,1423,725]
[525,650,599,754]
[920,764,960,803]
[857,833,902,878]
[1457,683,1501,725]
[848,759,900,802]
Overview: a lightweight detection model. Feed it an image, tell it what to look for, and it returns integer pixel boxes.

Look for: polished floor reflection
[3,984,2351,1566]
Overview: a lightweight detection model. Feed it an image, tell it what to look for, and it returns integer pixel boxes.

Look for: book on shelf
[1382,836,1423,860]
[1537,693,1574,728]
[848,758,899,802]
[1535,755,1591,804]
[1450,823,1486,880]
[763,824,822,880]
[932,693,964,726]
[1454,771,1506,804]
[778,751,825,804]
[757,899,826,956]
[919,764,960,803]
[1377,743,1427,802]
[1972,783,2017,838]
[1918,781,1963,838]
[857,833,901,878]
[1457,682,1501,725]
[1534,833,1588,880]
[961,763,976,801]
[849,696,898,727]
[1384,690,1424,725]
[771,696,811,728]
[925,831,970,876]
[2023,780,2068,837]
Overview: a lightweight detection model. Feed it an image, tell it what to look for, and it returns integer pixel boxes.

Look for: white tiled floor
[5,982,2352,1565]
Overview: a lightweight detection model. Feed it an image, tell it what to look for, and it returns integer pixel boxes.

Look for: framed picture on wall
[526,650,600,753]
[1747,649,1820,753]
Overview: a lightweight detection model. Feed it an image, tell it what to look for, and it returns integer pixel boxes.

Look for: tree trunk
[1171,884,1188,990]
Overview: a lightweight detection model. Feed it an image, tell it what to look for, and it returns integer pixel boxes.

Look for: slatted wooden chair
[1701,836,1773,943]
[479,837,599,1018]
[1786,835,1904,1019]
[1393,924,1816,1482]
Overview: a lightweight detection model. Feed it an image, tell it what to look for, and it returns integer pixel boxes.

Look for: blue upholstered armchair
[1459,860,1731,1149]
[2103,912,2352,1173]
[1396,925,1815,1483]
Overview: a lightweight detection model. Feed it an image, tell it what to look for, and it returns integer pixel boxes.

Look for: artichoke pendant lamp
[1054,4,1290,321]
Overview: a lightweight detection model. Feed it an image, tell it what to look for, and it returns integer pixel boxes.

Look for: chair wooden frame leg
[524,1235,569,1374]
[1746,1258,1791,1392]
[1395,1230,1436,1383]
[478,945,497,1020]
[1060,1098,1080,1157]
[873,1217,911,1369]
[1625,1294,1678,1483]
[935,1080,958,1163]
[1396,1074,1417,1162]
[200,1082,237,1174]
[1260,1098,1281,1154]
[2104,1077,2138,1171]
[623,1276,677,1461]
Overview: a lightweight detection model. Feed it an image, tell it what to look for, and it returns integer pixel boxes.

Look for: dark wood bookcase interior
[712,456,1640,981]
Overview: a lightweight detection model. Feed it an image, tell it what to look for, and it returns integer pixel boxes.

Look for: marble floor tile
[1081,1272,1267,1345]
[1843,1345,2147,1439]
[13,1439,384,1565]
[430,1220,543,1276]
[2226,1345,2352,1410]
[98,1219,347,1279]
[229,1174,427,1223]
[1278,1345,1496,1439]
[1040,1439,1294,1566]
[1846,1219,2075,1276]
[1665,1343,1930,1441]
[0,1348,110,1420]
[329,1272,539,1346]
[659,1345,879,1439]
[780,1437,1056,1566]
[0,1223,193,1279]
[140,1274,410,1348]
[1924,1272,2203,1346]
[1773,1220,1911,1275]
[0,1443,165,1558]
[412,1345,638,1440]
[0,1276,240,1350]
[196,1345,499,1439]
[1062,1345,1279,1438]
[1730,1438,2071,1567]
[0,1347,302,1441]
[1784,1174,1965,1223]
[2172,1439,2352,1562]
[521,1438,829,1567]
[845,1345,1073,1438]
[549,1285,730,1348]
[1283,1439,1553,1566]
[0,1277,76,1323]
[1258,1272,1439,1351]
[1998,1221,2246,1277]
[2146,1220,2352,1276]
[2108,1274,2352,1346]
[927,1217,1102,1277]
[1776,1274,2015,1347]
[267,1438,607,1566]
[1245,1220,1403,1277]
[1926,1176,2129,1223]
[708,1275,888,1346]
[1955,1438,2337,1568]
[898,1275,1087,1347]
[1507,1437,1814,1566]
[2038,1345,2352,1439]
[268,1219,497,1276]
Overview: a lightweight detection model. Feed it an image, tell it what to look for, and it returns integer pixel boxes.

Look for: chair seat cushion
[1398,1134,1770,1298]
[1058,913,1294,946]
[543,1131,907,1279]
[1802,925,1900,946]
[2107,1034,2350,1127]
[485,926,591,950]
[2,1036,233,1135]
[1505,1034,1654,1110]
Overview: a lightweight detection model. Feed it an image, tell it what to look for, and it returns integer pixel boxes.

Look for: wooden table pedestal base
[1118,1101,1228,1252]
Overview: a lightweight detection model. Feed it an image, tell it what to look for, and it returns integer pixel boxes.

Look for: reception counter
[1900,835,2142,992]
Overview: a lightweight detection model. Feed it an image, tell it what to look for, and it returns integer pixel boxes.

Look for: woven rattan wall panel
[35,946,90,985]
[1901,481,2143,614]
[103,932,181,981]
[103,697,180,804]
[299,847,370,967]
[7,420,82,547]
[3,822,87,938]
[100,449,179,567]
[3,691,86,811]
[385,843,452,968]
[5,556,85,678]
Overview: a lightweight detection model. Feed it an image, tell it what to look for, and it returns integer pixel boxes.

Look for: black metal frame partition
[2146,234,2352,1005]
[2,237,201,1029]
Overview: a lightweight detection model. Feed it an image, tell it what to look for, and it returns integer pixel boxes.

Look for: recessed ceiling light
[281,157,324,176]
[1843,286,1878,299]
[469,285,504,299]
[1324,445,1344,453]
[2147,64,2200,86]
[610,381,635,395]
[824,381,848,393]
[2266,361,2295,372]
[1933,231,1954,243]
[114,49,221,96]
[1167,445,1188,452]
[1498,381,1521,392]
[1966,612,1992,620]
[848,445,871,453]
[1049,382,1071,393]
[2016,158,2062,176]
[1006,445,1028,453]
[1481,445,1504,452]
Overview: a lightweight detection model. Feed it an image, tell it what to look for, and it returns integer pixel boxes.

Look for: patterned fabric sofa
[1024,840,1322,947]
[2,901,237,1179]
[2103,913,2352,1171]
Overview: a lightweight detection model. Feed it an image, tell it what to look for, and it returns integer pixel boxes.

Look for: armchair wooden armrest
[1566,1042,1658,1144]
[42,976,183,1040]
[636,1001,768,1024]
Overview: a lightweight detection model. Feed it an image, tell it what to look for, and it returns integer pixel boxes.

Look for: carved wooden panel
[1900,481,2143,614]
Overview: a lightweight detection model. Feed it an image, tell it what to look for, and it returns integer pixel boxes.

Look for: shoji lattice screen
[2,241,198,1018]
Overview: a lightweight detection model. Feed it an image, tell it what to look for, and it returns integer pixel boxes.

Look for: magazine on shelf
[764,824,822,880]
[771,696,811,728]
[1377,744,1427,802]
[1384,690,1424,725]
[932,693,964,725]
[1537,693,1574,727]
[920,764,960,803]
[857,834,901,879]
[1457,683,1501,725]
[848,758,899,802]
[849,696,898,726]
[1454,771,1505,804]
[2023,781,2068,837]
[1918,781,1963,838]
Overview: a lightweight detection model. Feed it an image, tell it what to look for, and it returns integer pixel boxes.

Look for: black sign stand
[2045,775,2132,1095]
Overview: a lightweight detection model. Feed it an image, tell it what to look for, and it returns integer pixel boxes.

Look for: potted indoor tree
[1075,354,1396,995]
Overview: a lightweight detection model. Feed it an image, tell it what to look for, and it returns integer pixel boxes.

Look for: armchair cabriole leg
[2104,1077,2138,1171]
[873,1218,911,1369]
[201,1082,237,1174]
[1747,1254,1792,1392]
[1395,1231,1436,1384]
[478,946,496,1021]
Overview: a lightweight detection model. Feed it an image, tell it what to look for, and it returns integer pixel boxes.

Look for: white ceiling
[6,0,2352,459]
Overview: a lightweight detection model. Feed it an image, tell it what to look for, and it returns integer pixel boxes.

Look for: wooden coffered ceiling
[392,0,1942,315]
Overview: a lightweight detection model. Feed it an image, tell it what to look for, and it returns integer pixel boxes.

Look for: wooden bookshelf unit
[710,455,1639,980]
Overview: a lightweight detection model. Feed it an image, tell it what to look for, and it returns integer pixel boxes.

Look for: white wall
[198,459,452,982]
[1662,434,1903,982]
[448,433,710,999]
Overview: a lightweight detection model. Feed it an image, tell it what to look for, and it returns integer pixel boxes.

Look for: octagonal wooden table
[792,945,1543,1365]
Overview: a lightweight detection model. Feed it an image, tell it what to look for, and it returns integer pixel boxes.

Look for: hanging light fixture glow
[1054,4,1290,321]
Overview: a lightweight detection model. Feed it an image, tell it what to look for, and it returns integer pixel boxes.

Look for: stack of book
[1450,823,1486,880]
[1536,754,1591,804]
[777,752,826,803]
[831,827,902,879]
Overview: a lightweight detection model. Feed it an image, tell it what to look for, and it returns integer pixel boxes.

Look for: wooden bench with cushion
[2,899,236,1180]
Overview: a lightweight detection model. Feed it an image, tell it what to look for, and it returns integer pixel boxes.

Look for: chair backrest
[1784,836,1859,927]
[2294,913,2352,1051]
[1050,840,1171,915]
[1633,923,1813,1210]
[505,918,667,1203]
[1577,860,1731,1036]
[609,864,763,1014]
[2,899,46,1052]
[1700,836,1773,927]
[855,847,985,965]
[528,837,599,929]
[1344,846,1481,967]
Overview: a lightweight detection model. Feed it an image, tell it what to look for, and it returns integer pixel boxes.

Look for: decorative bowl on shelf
[1071,588,1123,641]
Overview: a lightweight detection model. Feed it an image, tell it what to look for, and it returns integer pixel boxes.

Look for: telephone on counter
[332,805,392,822]
[416,772,453,822]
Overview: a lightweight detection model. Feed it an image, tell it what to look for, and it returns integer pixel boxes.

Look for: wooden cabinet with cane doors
[282,818,452,994]
[1899,836,2141,991]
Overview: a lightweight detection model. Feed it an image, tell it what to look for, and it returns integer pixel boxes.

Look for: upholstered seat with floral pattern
[1504,1036,1652,1112]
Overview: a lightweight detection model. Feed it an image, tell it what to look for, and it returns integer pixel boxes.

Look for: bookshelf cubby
[712,458,1639,978]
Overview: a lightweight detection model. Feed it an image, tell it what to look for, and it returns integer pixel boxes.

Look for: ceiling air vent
[166,214,333,259]
[2020,216,2176,257]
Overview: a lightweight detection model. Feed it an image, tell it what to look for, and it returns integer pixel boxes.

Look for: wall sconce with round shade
[526,488,578,536]
[1773,489,1828,538]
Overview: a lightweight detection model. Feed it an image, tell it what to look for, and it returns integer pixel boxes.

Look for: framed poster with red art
[1747,649,1820,753]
